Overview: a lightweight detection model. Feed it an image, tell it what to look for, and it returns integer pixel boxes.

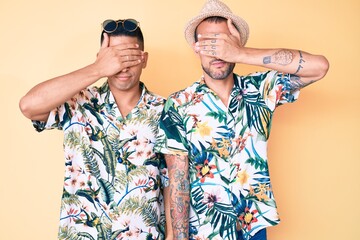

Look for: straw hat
[184,0,249,46]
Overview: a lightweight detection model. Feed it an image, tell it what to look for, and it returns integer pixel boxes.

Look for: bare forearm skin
[243,48,329,85]
[165,154,190,240]
[19,64,102,121]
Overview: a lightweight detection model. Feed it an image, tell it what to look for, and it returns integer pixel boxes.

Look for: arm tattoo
[165,154,190,239]
[289,74,314,90]
[294,50,306,74]
[263,50,293,65]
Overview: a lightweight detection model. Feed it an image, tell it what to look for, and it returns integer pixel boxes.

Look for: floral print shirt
[155,71,300,240]
[33,82,167,240]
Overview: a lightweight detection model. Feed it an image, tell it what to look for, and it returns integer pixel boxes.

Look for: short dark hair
[100,20,144,50]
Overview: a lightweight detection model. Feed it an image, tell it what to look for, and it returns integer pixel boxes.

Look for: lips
[115,74,131,80]
[210,59,226,68]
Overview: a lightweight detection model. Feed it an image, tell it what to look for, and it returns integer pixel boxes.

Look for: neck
[110,84,142,117]
[203,74,234,106]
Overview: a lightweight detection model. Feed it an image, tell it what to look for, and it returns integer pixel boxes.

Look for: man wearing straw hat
[155,0,329,239]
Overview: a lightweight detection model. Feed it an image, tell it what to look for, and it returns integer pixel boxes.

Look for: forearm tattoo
[263,50,293,66]
[289,74,314,90]
[165,154,190,239]
[294,50,306,74]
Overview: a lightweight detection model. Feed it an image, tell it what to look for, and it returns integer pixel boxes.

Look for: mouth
[210,59,226,68]
[115,73,132,81]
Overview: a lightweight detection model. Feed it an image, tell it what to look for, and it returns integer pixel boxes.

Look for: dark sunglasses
[102,19,139,33]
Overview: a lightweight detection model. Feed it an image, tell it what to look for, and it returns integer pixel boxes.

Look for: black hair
[100,20,144,50]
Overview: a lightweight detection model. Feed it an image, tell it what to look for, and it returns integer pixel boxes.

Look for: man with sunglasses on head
[155,0,329,240]
[20,19,171,239]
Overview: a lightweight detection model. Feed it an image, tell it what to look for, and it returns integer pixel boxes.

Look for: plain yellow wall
[1,0,359,239]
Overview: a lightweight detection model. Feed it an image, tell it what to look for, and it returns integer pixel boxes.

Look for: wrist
[86,63,104,80]
[235,47,249,63]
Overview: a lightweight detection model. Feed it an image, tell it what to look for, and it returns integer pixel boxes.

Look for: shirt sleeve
[258,70,300,111]
[32,100,76,132]
[154,96,189,155]
[275,72,300,106]
[157,153,169,188]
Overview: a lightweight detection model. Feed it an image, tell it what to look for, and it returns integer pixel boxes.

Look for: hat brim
[184,11,249,46]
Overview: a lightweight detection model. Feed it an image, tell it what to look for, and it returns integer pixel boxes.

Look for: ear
[142,51,149,68]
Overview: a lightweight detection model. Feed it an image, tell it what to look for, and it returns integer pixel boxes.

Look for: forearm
[165,154,190,240]
[238,48,329,85]
[19,63,102,121]
[164,186,174,239]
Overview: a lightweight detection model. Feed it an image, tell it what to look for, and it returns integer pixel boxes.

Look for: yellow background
[1,0,359,239]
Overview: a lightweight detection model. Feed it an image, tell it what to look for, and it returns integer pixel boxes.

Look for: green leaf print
[206,111,227,124]
[118,196,160,227]
[61,188,81,211]
[99,135,117,180]
[59,226,95,240]
[115,166,148,191]
[97,178,115,205]
[81,143,101,178]
[89,127,117,181]
[208,202,238,240]
[64,129,82,149]
[77,232,96,240]
[245,157,268,171]
[244,101,272,139]
[64,130,102,178]
[160,105,187,146]
[191,186,207,215]
[75,188,101,210]
[109,227,130,240]
[60,102,73,127]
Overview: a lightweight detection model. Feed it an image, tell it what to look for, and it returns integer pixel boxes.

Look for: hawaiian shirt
[33,81,167,240]
[155,71,300,240]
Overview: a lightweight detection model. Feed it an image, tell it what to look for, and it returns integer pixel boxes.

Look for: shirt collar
[99,81,148,117]
[195,74,242,97]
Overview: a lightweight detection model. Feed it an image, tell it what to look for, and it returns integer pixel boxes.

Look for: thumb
[101,32,109,49]
[227,19,241,41]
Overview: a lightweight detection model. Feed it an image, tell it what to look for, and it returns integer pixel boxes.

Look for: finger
[124,58,143,67]
[112,43,140,51]
[122,53,144,63]
[196,39,218,47]
[199,50,217,57]
[118,49,143,60]
[101,33,109,49]
[198,33,221,40]
[227,19,240,40]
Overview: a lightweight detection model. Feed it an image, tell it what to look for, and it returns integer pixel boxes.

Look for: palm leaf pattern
[34,82,166,239]
[156,71,299,239]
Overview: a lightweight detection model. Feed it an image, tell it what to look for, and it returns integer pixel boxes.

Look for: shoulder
[241,70,278,81]
[165,81,200,108]
[239,70,285,89]
[77,83,106,100]
[142,87,166,112]
[146,90,166,104]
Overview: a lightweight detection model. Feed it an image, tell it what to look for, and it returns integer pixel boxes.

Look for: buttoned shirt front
[155,71,300,240]
[34,81,167,240]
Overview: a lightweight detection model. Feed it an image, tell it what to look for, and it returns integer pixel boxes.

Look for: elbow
[19,90,50,121]
[315,55,330,81]
[19,95,45,120]
[19,96,33,119]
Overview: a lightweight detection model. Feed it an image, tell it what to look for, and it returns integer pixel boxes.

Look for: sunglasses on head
[102,19,139,33]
